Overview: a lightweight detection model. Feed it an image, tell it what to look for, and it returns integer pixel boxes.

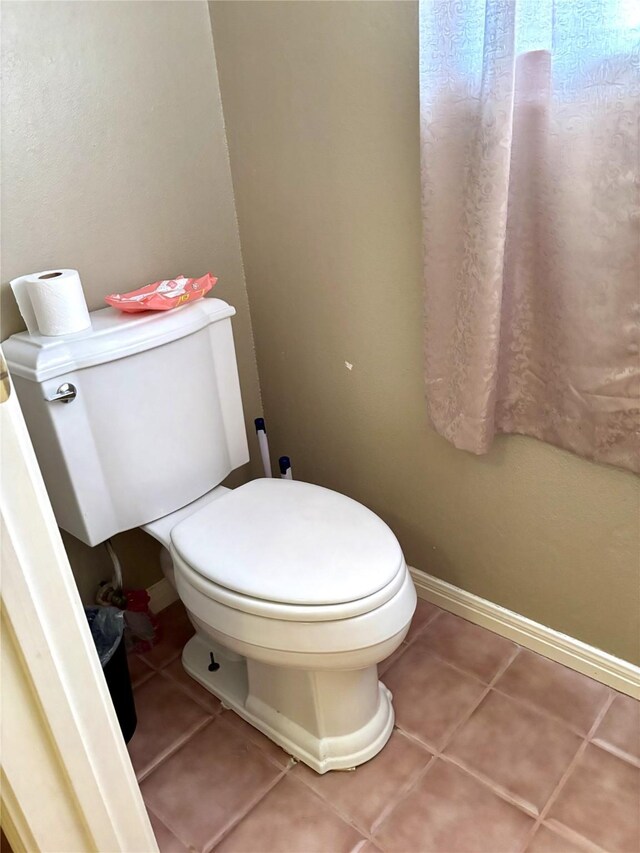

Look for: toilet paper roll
[9,275,39,335]
[10,269,91,336]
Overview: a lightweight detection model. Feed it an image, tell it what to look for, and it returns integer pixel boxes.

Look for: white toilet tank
[3,298,249,545]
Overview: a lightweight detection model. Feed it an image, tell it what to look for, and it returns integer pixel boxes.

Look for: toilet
[4,298,416,773]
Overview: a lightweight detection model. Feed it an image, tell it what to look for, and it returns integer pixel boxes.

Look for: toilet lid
[170,479,405,606]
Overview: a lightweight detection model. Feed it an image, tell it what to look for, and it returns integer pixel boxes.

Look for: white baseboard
[410,567,640,699]
[146,577,178,614]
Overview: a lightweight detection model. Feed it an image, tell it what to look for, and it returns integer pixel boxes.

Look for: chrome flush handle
[46,382,77,404]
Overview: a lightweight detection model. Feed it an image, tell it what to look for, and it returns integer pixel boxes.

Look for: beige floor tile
[445,690,582,813]
[133,603,639,853]
[383,642,486,749]
[147,808,190,853]
[378,642,408,676]
[292,729,432,833]
[129,674,212,779]
[356,843,384,853]
[547,744,640,853]
[592,692,640,766]
[526,825,593,853]
[495,650,610,736]
[374,757,534,853]
[141,715,282,852]
[404,599,442,644]
[161,658,222,715]
[218,709,295,770]
[214,776,364,853]
[421,611,517,682]
[127,653,155,687]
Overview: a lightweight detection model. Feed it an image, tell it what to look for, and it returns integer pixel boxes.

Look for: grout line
[585,691,640,769]
[379,640,625,848]
[393,639,507,688]
[378,641,412,676]
[147,711,297,853]
[158,667,224,717]
[376,608,442,676]
[144,801,196,852]
[215,709,297,774]
[284,769,377,847]
[350,840,373,853]
[542,689,615,812]
[131,671,156,690]
[383,634,516,697]
[392,725,440,756]
[437,644,522,750]
[369,646,523,845]
[201,766,291,853]
[489,681,613,741]
[292,745,432,852]
[589,736,640,769]
[132,667,161,690]
[370,750,439,839]
[516,691,616,853]
[536,822,608,853]
[135,715,215,784]
[414,603,444,631]
[395,605,444,652]
[368,762,439,852]
[372,643,520,844]
[384,637,620,758]
[138,647,183,671]
[289,727,435,844]
[396,604,623,741]
[378,600,451,665]
[438,752,539,817]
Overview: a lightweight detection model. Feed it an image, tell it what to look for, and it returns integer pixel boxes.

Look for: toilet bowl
[145,478,416,773]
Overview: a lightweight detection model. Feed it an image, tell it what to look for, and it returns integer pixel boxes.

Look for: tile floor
[127,601,640,853]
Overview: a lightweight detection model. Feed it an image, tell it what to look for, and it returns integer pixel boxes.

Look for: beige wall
[2,1,637,662]
[1,1,262,600]
[211,0,640,663]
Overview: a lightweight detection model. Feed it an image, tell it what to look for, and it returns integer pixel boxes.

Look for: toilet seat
[173,549,408,622]
[172,548,416,661]
[170,478,405,611]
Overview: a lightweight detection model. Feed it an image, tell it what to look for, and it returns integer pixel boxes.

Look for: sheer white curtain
[419,0,640,472]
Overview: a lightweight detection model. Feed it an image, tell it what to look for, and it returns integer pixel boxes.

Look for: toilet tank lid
[3,298,235,382]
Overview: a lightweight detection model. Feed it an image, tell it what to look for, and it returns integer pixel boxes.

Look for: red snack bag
[105,273,217,313]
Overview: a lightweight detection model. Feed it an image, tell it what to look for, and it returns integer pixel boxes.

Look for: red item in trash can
[105,273,217,313]
[124,588,160,654]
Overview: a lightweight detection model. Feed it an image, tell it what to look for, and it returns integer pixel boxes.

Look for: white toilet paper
[10,269,91,337]
[9,275,39,335]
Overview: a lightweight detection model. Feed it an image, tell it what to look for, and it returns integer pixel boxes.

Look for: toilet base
[182,632,395,773]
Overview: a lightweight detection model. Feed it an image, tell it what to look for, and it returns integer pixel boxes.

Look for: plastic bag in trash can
[86,606,125,667]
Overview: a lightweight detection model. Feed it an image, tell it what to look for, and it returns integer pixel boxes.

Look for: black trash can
[86,606,137,743]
